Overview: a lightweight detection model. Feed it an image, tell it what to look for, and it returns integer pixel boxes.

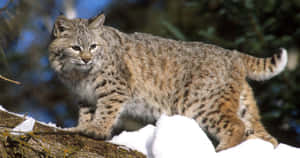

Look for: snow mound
[110,115,300,158]
[275,143,300,156]
[152,115,215,158]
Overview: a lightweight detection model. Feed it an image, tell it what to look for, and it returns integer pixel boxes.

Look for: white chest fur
[72,78,97,105]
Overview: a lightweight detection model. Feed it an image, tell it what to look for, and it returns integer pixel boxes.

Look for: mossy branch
[0,110,145,158]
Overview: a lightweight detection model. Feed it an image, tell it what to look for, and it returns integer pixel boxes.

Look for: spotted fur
[48,13,286,151]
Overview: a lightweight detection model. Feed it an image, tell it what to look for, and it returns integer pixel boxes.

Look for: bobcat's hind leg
[192,100,246,152]
[247,121,278,147]
[191,84,246,152]
[215,108,246,152]
[240,82,278,147]
[213,85,246,151]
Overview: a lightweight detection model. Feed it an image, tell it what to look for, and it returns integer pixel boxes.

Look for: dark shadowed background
[0,0,299,147]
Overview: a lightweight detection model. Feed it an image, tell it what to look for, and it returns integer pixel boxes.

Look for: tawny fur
[48,13,287,151]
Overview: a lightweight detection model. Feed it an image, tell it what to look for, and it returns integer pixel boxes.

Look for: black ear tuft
[88,11,104,23]
[52,15,72,38]
[88,11,106,28]
[57,25,65,33]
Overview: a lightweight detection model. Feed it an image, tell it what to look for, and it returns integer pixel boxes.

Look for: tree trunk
[0,110,146,158]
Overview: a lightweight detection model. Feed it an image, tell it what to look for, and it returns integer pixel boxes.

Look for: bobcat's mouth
[78,64,92,71]
[69,59,93,72]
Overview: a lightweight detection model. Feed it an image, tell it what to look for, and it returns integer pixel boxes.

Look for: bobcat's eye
[55,52,64,58]
[71,45,81,51]
[90,44,97,50]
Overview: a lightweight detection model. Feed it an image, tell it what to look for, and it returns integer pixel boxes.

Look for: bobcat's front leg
[67,97,128,139]
[64,102,94,132]
[86,97,128,139]
[75,76,130,139]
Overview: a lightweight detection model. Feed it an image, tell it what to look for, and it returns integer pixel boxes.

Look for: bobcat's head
[49,13,108,74]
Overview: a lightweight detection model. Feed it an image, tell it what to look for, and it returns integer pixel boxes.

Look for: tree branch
[0,109,146,158]
[0,0,13,12]
[0,75,21,85]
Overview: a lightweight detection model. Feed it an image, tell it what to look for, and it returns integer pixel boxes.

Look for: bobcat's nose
[80,52,92,63]
[82,57,91,63]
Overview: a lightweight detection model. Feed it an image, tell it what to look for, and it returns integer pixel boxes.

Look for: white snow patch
[46,122,58,128]
[217,139,274,158]
[11,117,35,135]
[0,105,27,118]
[110,125,155,156]
[275,143,300,158]
[0,105,7,112]
[0,105,59,132]
[109,115,300,158]
[38,121,59,128]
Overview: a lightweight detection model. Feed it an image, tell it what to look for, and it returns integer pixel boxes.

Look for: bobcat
[48,13,287,151]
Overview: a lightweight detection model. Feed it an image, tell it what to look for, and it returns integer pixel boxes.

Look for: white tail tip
[275,48,288,75]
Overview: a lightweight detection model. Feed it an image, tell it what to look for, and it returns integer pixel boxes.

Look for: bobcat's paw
[63,125,111,140]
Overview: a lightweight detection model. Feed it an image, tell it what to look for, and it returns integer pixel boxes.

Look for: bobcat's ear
[52,15,73,38]
[88,12,105,29]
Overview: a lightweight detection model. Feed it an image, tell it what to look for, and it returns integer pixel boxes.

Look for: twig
[0,141,8,158]
[0,75,21,85]
[0,0,13,12]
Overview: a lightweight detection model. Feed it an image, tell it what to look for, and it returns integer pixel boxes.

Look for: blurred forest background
[0,0,299,147]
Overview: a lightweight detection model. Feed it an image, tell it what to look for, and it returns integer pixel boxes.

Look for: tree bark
[0,110,146,158]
